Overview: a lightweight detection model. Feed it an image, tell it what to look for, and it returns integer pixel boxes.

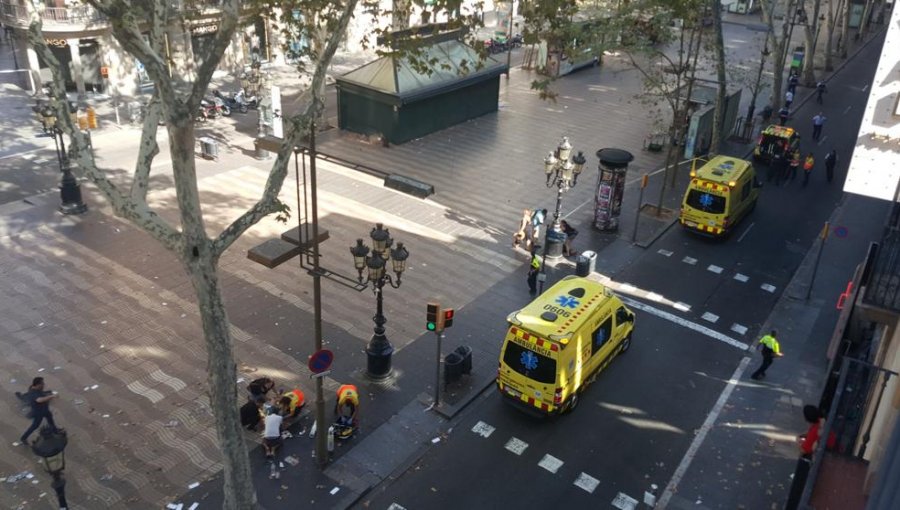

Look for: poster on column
[270,85,283,138]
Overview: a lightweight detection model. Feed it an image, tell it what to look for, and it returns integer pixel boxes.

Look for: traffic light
[426,302,441,331]
[443,308,455,329]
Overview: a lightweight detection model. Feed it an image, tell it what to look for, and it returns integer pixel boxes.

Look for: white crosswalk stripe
[730,323,749,335]
[471,421,495,438]
[734,273,749,282]
[504,437,529,455]
[761,283,777,293]
[707,264,724,274]
[612,492,639,509]
[538,454,564,474]
[701,312,719,323]
[657,249,674,257]
[574,472,600,493]
[682,256,698,265]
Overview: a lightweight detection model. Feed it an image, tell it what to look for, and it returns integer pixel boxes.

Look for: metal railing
[798,357,898,508]
[0,1,106,26]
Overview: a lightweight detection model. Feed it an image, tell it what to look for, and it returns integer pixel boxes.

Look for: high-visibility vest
[760,335,781,354]
[337,384,359,407]
[803,157,814,171]
[282,389,305,415]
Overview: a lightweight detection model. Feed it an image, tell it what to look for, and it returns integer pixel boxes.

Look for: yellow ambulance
[496,276,635,415]
[679,155,760,237]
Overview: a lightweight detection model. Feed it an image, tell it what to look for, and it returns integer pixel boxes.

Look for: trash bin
[199,137,218,160]
[454,345,473,375]
[444,351,464,386]
[575,250,597,277]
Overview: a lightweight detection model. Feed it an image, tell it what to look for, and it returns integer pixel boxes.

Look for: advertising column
[594,148,634,231]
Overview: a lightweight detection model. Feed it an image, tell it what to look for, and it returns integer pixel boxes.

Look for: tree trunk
[840,0,850,57]
[710,0,728,154]
[169,122,256,510]
[802,0,822,86]
[187,260,256,510]
[768,0,792,113]
[824,0,843,71]
[858,0,875,40]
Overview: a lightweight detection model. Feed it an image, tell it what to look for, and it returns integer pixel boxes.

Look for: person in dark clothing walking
[18,377,58,444]
[815,81,827,104]
[778,106,790,126]
[751,330,783,380]
[824,149,837,183]
[527,252,541,295]
[788,73,799,95]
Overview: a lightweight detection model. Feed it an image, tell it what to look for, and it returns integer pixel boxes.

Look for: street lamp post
[31,427,68,509]
[350,224,410,379]
[41,105,87,215]
[541,137,586,261]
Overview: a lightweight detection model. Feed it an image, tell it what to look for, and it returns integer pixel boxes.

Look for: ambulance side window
[592,317,613,356]
[741,182,750,201]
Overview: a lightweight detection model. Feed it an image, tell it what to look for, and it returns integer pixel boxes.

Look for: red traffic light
[443,308,455,329]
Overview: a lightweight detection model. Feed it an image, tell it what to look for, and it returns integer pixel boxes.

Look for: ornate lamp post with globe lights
[350,223,410,379]
[541,137,587,260]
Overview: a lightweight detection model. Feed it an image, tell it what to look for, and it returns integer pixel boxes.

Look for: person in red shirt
[798,405,837,457]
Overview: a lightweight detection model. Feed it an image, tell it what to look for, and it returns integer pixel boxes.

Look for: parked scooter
[234,88,258,112]
[213,89,245,114]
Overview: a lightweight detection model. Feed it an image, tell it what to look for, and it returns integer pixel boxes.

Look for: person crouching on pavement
[247,376,275,404]
[240,399,264,432]
[262,407,283,460]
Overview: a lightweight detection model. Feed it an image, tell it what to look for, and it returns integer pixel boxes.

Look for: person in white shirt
[785,90,794,108]
[262,409,283,459]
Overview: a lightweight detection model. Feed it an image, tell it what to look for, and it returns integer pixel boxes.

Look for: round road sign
[834,225,849,238]
[308,349,334,374]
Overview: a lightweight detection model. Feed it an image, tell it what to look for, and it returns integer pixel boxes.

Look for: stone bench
[384,173,435,199]
[247,224,330,269]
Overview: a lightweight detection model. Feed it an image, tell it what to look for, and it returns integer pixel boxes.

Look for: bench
[247,223,330,269]
[384,173,435,199]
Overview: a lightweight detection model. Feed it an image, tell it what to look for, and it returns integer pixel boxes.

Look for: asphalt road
[352,25,881,510]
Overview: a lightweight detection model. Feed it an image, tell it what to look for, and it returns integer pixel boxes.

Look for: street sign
[308,349,334,374]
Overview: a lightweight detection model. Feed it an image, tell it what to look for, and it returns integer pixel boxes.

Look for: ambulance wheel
[620,334,632,353]
[563,393,579,413]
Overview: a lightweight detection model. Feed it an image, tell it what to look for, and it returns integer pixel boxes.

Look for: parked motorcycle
[213,89,246,114]
[509,33,524,48]
[197,97,230,121]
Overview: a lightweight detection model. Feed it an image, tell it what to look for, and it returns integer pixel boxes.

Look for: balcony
[0,1,108,32]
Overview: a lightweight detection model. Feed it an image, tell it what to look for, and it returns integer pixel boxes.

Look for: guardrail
[0,1,106,26]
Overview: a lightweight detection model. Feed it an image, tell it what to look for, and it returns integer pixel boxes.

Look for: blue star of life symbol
[699,193,714,209]
[520,351,539,371]
[555,295,579,309]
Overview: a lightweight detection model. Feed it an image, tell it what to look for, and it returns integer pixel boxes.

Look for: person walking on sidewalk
[788,73,799,95]
[824,149,837,183]
[812,113,827,141]
[512,208,532,250]
[785,90,794,109]
[778,106,790,126]
[815,81,827,104]
[18,377,59,444]
[530,208,548,247]
[789,149,801,182]
[802,153,815,187]
[751,330,783,380]
[527,251,541,296]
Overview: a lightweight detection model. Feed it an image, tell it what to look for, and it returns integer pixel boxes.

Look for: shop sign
[45,38,68,48]
[191,24,218,36]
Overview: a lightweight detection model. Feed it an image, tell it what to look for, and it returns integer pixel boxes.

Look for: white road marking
[843,105,852,114]
[33,158,51,165]
[612,492,639,509]
[707,264,724,274]
[471,421,495,438]
[862,84,869,92]
[736,222,755,243]
[673,302,692,312]
[387,504,407,510]
[619,296,750,351]
[761,283,777,293]
[657,249,674,257]
[818,135,828,145]
[619,283,637,293]
[505,437,529,455]
[573,472,600,493]
[538,454,564,474]
[657,357,752,509]
[734,273,749,283]
[701,312,719,323]
[730,323,748,335]
[682,256,698,265]
[646,292,663,302]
